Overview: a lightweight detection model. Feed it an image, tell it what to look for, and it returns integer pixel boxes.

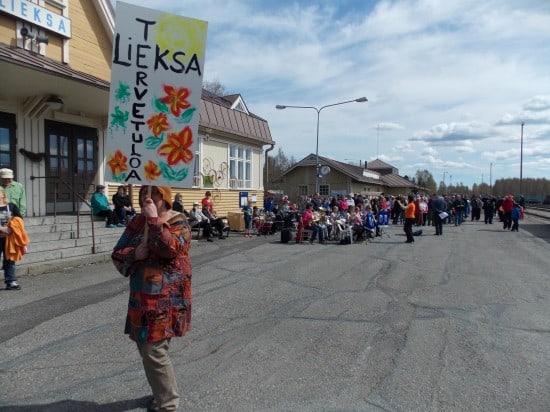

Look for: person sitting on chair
[172,193,188,215]
[317,207,331,240]
[302,203,324,244]
[202,205,226,239]
[112,185,136,225]
[91,185,123,228]
[363,204,377,241]
[189,202,214,242]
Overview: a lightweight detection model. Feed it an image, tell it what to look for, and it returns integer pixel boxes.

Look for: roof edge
[94,0,115,42]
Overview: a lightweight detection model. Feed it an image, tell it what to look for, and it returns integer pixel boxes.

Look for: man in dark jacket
[432,194,447,236]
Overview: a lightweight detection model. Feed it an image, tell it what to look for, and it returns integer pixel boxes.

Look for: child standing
[242,200,252,238]
[511,203,522,232]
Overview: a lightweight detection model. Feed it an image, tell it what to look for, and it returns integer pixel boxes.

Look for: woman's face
[139,186,166,211]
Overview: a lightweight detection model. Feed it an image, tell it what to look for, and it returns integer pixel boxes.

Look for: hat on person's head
[156,186,173,209]
[193,201,200,206]
[0,168,14,179]
[96,184,105,190]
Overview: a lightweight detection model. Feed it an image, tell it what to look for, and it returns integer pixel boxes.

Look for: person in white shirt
[189,202,213,241]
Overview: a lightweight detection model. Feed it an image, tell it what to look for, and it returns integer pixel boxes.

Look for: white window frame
[319,184,330,197]
[298,185,308,196]
[229,144,252,189]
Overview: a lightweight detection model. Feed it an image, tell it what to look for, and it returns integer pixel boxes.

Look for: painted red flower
[107,150,128,177]
[160,85,191,117]
[146,113,170,137]
[144,160,161,180]
[158,126,194,165]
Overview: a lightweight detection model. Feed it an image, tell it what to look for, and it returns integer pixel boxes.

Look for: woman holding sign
[112,186,192,412]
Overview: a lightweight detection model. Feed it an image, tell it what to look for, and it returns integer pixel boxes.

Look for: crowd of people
[256,191,527,245]
[87,185,529,244]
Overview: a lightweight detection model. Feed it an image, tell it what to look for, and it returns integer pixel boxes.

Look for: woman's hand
[134,241,149,260]
[140,197,158,218]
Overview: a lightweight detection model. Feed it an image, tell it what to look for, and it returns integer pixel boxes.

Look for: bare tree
[203,79,226,96]
[415,169,437,193]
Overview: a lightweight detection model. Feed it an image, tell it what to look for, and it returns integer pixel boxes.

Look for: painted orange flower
[144,160,161,180]
[158,126,194,165]
[107,150,128,177]
[146,113,170,137]
[160,85,191,117]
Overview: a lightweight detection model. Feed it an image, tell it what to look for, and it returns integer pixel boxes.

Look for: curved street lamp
[276,97,368,193]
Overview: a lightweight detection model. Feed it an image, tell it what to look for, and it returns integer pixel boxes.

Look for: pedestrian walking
[112,185,192,412]
[0,186,28,290]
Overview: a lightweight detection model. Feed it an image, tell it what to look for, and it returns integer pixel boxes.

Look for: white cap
[0,168,14,179]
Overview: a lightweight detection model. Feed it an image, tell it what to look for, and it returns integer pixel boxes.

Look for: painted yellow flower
[147,113,170,137]
[144,160,161,180]
[160,85,191,117]
[155,14,207,61]
[158,126,194,165]
[107,150,128,177]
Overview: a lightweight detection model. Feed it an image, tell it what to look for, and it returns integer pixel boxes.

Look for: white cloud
[116,0,550,187]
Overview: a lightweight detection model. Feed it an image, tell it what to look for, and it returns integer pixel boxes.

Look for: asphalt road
[0,215,549,411]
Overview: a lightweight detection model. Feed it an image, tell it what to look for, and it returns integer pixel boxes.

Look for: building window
[319,184,329,197]
[229,144,251,189]
[298,185,308,196]
[0,113,16,171]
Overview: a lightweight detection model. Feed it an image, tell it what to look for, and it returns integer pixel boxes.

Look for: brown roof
[200,90,274,146]
[0,42,110,90]
[366,158,394,170]
[284,154,415,189]
[379,173,416,188]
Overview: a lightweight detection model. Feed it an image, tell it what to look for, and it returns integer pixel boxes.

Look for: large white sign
[106,1,207,188]
[0,0,71,37]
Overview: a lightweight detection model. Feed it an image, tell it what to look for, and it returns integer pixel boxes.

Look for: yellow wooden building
[0,0,274,218]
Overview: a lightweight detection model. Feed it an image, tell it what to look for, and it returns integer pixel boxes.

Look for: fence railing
[29,175,98,253]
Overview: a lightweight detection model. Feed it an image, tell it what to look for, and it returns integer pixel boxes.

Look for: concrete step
[17,214,123,276]
[30,227,124,243]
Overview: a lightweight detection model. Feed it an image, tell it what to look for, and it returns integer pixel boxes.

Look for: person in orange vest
[404,194,416,243]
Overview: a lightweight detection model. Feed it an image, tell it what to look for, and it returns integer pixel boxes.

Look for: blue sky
[112,0,550,188]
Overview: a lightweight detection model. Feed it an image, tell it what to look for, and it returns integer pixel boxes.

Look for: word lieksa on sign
[106,1,207,188]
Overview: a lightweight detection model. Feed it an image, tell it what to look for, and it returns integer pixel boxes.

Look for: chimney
[364,161,368,170]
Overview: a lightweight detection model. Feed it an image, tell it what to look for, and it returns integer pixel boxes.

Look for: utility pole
[520,122,524,195]
[377,124,380,159]
[490,162,493,195]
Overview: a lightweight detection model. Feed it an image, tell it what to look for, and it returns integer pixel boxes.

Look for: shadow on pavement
[521,223,550,243]
[476,222,550,243]
[0,396,150,412]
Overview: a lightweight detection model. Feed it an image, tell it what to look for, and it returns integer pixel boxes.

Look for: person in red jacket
[501,194,515,230]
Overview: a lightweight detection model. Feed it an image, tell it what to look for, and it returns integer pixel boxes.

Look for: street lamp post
[520,122,524,195]
[276,97,367,194]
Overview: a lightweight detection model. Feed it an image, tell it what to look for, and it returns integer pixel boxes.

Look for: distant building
[277,155,416,199]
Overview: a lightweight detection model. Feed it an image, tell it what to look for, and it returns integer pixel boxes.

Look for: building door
[45,120,98,214]
[0,112,17,171]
